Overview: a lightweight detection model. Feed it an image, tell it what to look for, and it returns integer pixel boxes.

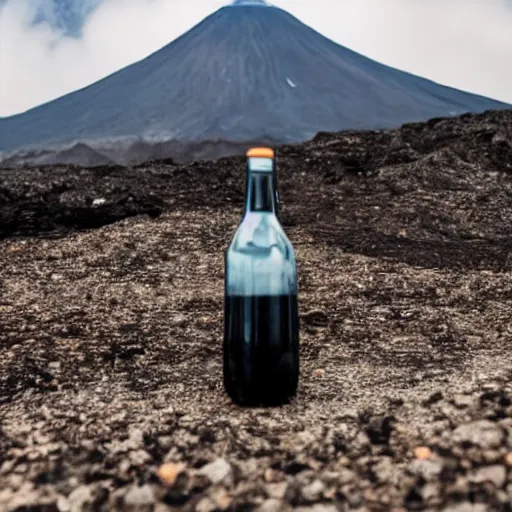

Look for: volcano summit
[0,0,510,166]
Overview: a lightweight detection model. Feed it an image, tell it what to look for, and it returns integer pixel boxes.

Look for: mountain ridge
[0,1,509,167]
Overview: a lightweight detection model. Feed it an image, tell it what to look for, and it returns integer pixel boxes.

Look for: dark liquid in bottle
[223,294,299,407]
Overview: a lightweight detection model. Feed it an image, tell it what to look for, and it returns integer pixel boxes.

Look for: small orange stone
[505,453,512,466]
[323,487,337,499]
[414,446,432,460]
[313,368,325,378]
[157,462,186,486]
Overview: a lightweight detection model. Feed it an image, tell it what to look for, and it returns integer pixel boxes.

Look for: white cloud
[281,0,512,104]
[0,0,224,116]
[1,0,511,117]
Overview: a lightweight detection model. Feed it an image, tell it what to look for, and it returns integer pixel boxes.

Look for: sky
[1,0,512,117]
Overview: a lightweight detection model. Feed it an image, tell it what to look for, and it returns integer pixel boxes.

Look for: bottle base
[224,384,298,408]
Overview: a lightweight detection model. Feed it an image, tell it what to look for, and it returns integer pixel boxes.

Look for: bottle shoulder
[228,212,295,255]
[226,213,297,296]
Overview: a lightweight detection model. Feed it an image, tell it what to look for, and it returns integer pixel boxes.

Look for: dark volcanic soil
[1,110,512,511]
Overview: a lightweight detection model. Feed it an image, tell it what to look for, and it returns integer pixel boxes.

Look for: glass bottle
[223,147,299,406]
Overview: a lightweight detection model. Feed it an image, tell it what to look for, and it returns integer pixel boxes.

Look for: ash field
[1,109,512,511]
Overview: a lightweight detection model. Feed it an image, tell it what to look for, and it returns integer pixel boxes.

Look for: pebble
[497,490,510,503]
[13,464,27,474]
[321,471,341,485]
[295,505,339,512]
[257,499,288,512]
[123,484,155,508]
[195,497,217,512]
[452,420,504,449]
[452,394,474,409]
[6,474,24,492]
[323,486,337,499]
[446,475,469,495]
[343,486,363,508]
[0,460,16,475]
[264,468,282,483]
[56,495,70,512]
[157,435,173,451]
[338,468,356,485]
[129,449,152,466]
[352,431,371,452]
[118,459,131,478]
[157,462,186,486]
[210,487,232,510]
[414,446,432,460]
[197,458,232,485]
[477,448,502,464]
[408,459,443,480]
[265,482,288,500]
[339,409,359,421]
[67,485,93,511]
[419,482,439,501]
[372,457,396,483]
[442,503,488,512]
[468,464,506,488]
[301,479,325,502]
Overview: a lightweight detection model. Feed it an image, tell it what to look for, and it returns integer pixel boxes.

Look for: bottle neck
[244,156,279,216]
[245,170,278,215]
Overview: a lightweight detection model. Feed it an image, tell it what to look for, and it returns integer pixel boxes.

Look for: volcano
[0,0,510,166]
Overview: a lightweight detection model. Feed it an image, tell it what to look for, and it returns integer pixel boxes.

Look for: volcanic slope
[0,0,510,163]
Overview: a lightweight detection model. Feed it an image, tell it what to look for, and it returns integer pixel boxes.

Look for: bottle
[223,147,299,407]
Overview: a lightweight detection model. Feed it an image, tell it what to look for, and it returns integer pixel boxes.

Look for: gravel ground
[1,110,512,511]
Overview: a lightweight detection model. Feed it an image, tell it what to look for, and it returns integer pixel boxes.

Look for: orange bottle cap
[246,147,274,159]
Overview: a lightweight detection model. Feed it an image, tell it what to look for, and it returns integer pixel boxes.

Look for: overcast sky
[1,0,511,117]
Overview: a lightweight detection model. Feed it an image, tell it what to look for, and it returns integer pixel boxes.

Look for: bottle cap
[247,147,274,159]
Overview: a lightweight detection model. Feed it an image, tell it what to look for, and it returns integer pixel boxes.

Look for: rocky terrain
[1,109,512,511]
